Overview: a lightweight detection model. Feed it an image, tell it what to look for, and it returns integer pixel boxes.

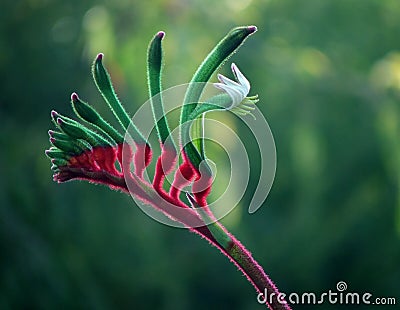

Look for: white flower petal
[231,63,250,94]
[214,83,242,109]
[213,63,252,111]
[217,74,241,88]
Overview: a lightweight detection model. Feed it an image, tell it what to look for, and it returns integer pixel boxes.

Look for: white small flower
[214,63,258,117]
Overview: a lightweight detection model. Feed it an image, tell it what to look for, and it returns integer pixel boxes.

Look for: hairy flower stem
[156,203,290,309]
[193,221,291,310]
[185,194,290,310]
[222,232,291,310]
[117,168,289,309]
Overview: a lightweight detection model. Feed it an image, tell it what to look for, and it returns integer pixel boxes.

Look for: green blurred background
[1,0,399,309]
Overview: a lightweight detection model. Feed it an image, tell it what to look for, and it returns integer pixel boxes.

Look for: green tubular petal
[71,93,124,144]
[55,113,112,147]
[45,147,69,160]
[188,94,231,155]
[206,93,232,107]
[51,110,63,128]
[188,93,233,120]
[189,103,224,120]
[180,26,257,169]
[48,129,69,141]
[92,54,147,145]
[191,116,204,156]
[50,164,60,171]
[51,158,69,167]
[50,137,81,154]
[92,54,130,128]
[50,134,92,156]
[147,31,174,146]
[75,139,92,151]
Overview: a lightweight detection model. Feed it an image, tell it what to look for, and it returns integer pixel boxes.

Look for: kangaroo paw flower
[44,26,291,310]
